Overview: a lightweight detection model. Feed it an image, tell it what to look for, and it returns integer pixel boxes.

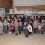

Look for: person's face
[12,21,13,23]
[9,18,10,21]
[25,16,27,18]
[7,16,9,18]
[14,17,16,20]
[2,16,4,20]
[12,15,14,18]
[38,16,40,18]
[5,19,6,21]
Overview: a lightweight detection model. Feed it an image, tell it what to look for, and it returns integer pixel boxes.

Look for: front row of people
[0,18,44,38]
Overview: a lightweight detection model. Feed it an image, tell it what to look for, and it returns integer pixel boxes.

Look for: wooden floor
[0,33,45,45]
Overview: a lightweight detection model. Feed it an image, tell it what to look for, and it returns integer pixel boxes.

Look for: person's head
[14,17,17,20]
[25,16,27,18]
[38,23,40,25]
[4,19,7,21]
[11,21,14,23]
[34,19,36,21]
[28,23,31,26]
[12,15,14,18]
[19,17,21,21]
[7,16,9,18]
[2,16,4,20]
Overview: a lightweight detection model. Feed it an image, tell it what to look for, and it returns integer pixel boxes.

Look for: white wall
[13,0,45,6]
[38,11,45,14]
[13,0,45,14]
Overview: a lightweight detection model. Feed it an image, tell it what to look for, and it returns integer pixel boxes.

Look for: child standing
[33,20,38,33]
[38,23,42,34]
[11,21,15,33]
[18,22,22,34]
[14,17,18,35]
[27,23,32,35]
[3,19,8,33]
[23,22,29,37]
[8,22,11,33]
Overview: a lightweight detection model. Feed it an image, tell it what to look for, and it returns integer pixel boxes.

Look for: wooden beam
[16,5,45,11]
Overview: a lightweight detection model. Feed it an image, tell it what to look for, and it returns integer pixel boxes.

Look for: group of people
[0,15,45,37]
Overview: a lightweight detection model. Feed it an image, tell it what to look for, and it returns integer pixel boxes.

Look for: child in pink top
[8,22,11,32]
[14,18,19,35]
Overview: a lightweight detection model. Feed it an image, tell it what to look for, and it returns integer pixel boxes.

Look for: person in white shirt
[27,23,32,35]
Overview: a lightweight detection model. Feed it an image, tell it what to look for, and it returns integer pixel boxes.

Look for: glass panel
[5,8,9,13]
[5,8,9,16]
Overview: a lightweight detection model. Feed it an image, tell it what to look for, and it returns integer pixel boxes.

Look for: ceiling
[13,0,45,6]
[13,0,45,11]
